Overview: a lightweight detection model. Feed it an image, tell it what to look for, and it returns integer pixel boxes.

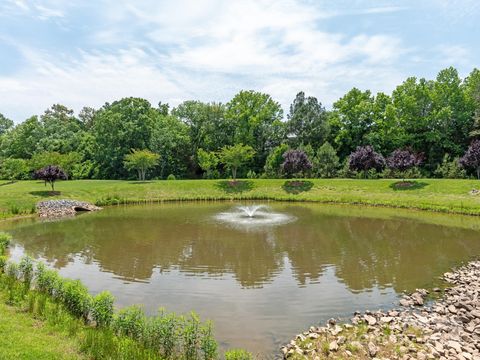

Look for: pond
[2,202,480,357]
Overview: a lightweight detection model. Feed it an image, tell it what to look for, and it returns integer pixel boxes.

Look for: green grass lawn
[0,299,83,360]
[1,178,480,218]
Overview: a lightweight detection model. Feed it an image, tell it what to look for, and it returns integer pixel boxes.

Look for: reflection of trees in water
[10,207,480,292]
[277,215,479,292]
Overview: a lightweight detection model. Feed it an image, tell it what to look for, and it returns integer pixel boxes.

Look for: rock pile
[36,199,101,218]
[282,261,480,359]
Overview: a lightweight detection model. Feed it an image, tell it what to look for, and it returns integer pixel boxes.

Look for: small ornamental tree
[197,148,218,179]
[34,165,67,191]
[386,148,422,181]
[348,145,385,178]
[459,140,480,179]
[124,149,160,181]
[218,144,255,181]
[281,149,312,178]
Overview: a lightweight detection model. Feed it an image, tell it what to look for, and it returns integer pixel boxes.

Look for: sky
[0,0,479,123]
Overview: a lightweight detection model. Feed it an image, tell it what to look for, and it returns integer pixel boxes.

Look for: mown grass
[0,293,84,360]
[1,179,480,218]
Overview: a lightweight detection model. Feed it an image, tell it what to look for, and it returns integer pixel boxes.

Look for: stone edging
[36,199,102,218]
[282,261,480,359]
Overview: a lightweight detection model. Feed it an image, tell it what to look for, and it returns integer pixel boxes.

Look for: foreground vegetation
[1,178,480,219]
[0,233,253,360]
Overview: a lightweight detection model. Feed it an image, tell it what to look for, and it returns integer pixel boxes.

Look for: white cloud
[0,0,457,122]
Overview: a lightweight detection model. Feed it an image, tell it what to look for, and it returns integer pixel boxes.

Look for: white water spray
[214,204,295,229]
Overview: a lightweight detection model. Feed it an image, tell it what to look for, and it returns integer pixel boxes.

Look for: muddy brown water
[2,202,480,357]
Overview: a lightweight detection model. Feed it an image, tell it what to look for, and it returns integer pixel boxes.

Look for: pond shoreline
[2,179,480,220]
[283,260,480,359]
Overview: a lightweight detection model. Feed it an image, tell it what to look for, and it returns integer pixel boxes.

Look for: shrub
[143,309,180,358]
[0,255,7,273]
[6,262,19,280]
[264,144,289,178]
[224,349,253,360]
[200,321,217,360]
[92,291,115,328]
[113,305,146,341]
[167,174,176,180]
[459,140,480,179]
[314,142,339,178]
[0,158,29,180]
[19,256,34,290]
[59,279,92,320]
[36,263,62,298]
[246,170,257,179]
[183,312,201,360]
[435,154,467,179]
[0,232,11,255]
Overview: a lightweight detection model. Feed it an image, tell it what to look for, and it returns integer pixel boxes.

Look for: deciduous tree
[34,165,67,191]
[459,140,480,179]
[281,149,312,178]
[218,144,255,181]
[348,145,385,177]
[124,149,160,181]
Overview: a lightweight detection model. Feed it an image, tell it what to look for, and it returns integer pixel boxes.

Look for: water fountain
[214,204,295,229]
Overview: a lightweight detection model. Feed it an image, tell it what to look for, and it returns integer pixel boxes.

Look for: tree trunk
[50,181,55,192]
[137,170,141,181]
[232,167,237,181]
[477,167,480,180]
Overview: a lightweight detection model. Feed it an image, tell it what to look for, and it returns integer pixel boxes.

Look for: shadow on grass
[282,180,314,194]
[215,180,254,194]
[0,181,15,186]
[29,191,61,197]
[128,181,153,185]
[389,181,429,191]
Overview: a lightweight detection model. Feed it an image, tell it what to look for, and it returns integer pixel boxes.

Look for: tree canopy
[2,66,480,181]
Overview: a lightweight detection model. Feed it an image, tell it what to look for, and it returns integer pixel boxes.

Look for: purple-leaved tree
[281,149,312,178]
[387,148,422,181]
[459,140,480,179]
[34,165,67,191]
[348,145,385,177]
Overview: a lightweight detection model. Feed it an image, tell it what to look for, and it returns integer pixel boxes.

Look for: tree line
[1,66,480,181]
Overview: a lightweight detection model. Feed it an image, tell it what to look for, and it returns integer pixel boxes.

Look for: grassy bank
[1,179,480,218]
[0,296,84,360]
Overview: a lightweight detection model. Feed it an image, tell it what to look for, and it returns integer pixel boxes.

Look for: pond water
[2,202,480,357]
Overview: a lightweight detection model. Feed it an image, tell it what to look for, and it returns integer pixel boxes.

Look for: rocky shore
[36,199,102,218]
[282,261,480,359]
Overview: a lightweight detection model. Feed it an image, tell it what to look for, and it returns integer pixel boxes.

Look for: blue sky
[0,0,479,122]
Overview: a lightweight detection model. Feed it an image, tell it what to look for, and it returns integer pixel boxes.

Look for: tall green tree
[0,113,13,136]
[1,116,44,159]
[93,98,157,179]
[286,91,329,148]
[329,88,375,159]
[173,101,232,153]
[465,68,480,138]
[197,148,219,179]
[150,114,191,178]
[226,91,285,172]
[38,104,85,154]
